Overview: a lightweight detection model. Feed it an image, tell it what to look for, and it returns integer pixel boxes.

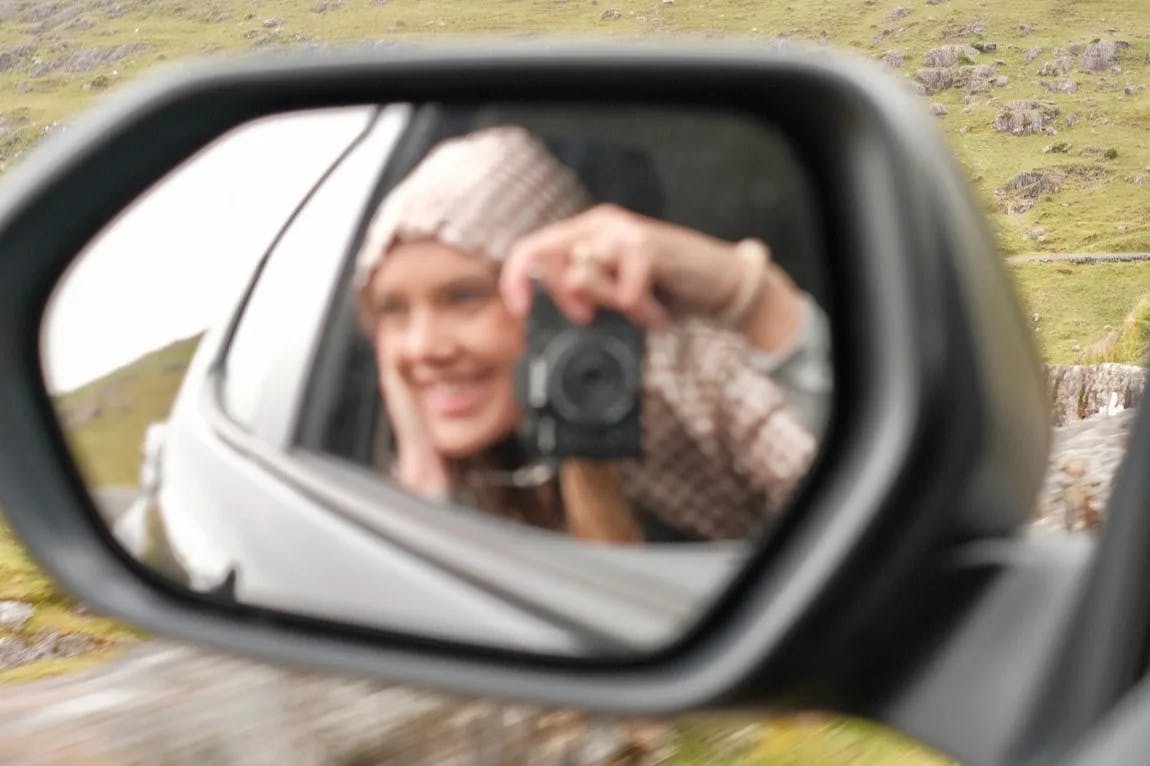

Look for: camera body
[516,283,644,460]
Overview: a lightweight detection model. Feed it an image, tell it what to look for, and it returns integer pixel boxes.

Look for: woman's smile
[416,373,496,418]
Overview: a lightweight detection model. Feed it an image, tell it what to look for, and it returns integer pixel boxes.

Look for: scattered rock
[930,103,948,116]
[1023,47,1044,65]
[262,17,282,28]
[0,602,33,630]
[951,19,986,37]
[1018,22,1036,35]
[965,63,998,92]
[82,74,111,91]
[600,9,622,20]
[1125,84,1141,96]
[24,1,85,34]
[890,7,910,19]
[993,75,1009,87]
[1081,39,1120,72]
[882,50,905,69]
[916,67,954,95]
[1044,141,1072,154]
[1038,57,1072,76]
[63,15,93,31]
[924,44,979,67]
[994,99,1059,135]
[312,0,343,11]
[1065,113,1080,128]
[0,46,31,74]
[1041,79,1078,93]
[28,58,60,78]
[1127,175,1150,186]
[65,44,149,75]
[925,0,946,5]
[972,41,997,53]
[996,167,1066,213]
[1025,226,1047,240]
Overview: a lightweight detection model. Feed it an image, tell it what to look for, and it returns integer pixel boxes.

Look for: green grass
[53,334,200,487]
[0,516,142,684]
[1080,293,1150,364]
[1008,261,1150,362]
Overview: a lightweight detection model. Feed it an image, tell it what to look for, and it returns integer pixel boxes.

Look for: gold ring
[571,242,601,269]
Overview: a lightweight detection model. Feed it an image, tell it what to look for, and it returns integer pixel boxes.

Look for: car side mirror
[0,44,1049,725]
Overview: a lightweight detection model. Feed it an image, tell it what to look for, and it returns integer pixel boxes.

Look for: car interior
[296,102,832,544]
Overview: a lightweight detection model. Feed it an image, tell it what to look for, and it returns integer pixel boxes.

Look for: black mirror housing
[0,43,1049,722]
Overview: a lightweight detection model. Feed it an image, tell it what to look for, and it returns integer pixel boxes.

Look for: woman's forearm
[736,261,806,355]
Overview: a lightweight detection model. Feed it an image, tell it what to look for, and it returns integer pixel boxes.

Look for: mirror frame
[0,44,1047,717]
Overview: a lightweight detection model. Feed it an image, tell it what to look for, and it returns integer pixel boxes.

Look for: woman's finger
[560,260,614,324]
[501,215,601,316]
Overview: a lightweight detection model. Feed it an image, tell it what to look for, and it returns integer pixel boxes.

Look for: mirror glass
[40,103,834,658]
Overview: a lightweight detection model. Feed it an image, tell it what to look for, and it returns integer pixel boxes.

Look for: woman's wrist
[715,239,770,326]
[736,260,806,354]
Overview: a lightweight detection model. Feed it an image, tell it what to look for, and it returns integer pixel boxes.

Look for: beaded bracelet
[715,238,771,326]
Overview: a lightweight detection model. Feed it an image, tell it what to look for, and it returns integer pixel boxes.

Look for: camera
[516,282,644,460]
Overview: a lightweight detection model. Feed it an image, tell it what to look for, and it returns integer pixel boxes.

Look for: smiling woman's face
[367,240,526,458]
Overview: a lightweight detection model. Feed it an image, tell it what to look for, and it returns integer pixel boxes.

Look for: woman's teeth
[422,379,488,415]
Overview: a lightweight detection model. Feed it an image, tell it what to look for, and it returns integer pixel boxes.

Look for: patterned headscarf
[355,125,592,293]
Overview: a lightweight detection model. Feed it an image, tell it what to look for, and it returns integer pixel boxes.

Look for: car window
[219,108,407,437]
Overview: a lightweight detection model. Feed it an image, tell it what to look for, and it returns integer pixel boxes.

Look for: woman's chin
[431,424,513,460]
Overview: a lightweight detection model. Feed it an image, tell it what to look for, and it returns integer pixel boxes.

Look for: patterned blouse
[615,318,818,541]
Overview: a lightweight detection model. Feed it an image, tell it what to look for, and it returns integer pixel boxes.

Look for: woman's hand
[559,460,643,544]
[500,204,753,329]
[378,357,451,499]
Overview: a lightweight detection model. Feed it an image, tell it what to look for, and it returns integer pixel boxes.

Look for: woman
[355,125,829,544]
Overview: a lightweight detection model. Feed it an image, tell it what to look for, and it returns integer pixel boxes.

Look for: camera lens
[548,335,638,427]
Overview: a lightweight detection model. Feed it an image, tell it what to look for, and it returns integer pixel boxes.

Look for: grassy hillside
[1,0,1148,254]
[0,334,200,685]
[5,0,1150,360]
[53,334,201,487]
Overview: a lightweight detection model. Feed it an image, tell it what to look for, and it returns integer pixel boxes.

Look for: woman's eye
[375,300,407,320]
[447,287,492,307]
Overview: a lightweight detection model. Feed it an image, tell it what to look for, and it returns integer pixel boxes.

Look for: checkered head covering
[355,125,593,293]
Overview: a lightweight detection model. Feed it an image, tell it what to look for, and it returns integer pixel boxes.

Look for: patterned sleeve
[642,320,819,515]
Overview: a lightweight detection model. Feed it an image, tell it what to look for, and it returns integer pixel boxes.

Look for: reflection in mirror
[41,103,834,657]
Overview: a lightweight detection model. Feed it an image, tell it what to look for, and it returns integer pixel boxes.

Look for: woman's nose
[401,310,456,362]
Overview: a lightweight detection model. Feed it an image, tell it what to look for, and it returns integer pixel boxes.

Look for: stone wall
[1046,363,1145,426]
[1035,363,1145,530]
